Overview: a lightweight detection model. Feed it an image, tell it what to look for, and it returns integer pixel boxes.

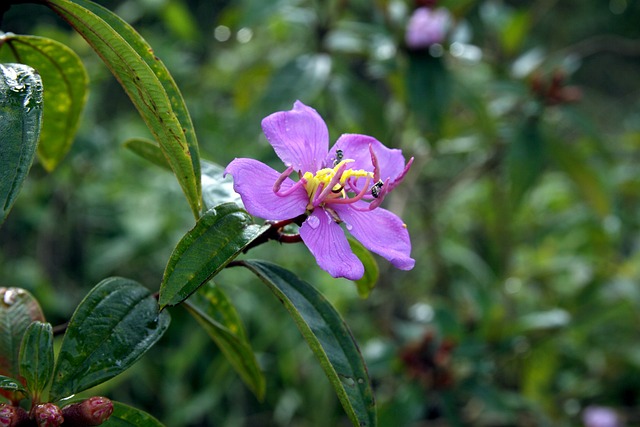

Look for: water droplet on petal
[307,215,320,229]
[345,222,353,231]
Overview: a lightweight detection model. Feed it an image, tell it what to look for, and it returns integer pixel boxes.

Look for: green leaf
[508,116,546,209]
[238,260,377,427]
[0,375,27,395]
[347,238,379,299]
[185,282,265,399]
[19,321,54,402]
[100,401,165,427]
[44,0,202,218]
[159,203,268,308]
[123,137,171,171]
[0,63,42,226]
[49,277,170,402]
[0,288,45,380]
[201,160,242,210]
[407,52,451,142]
[0,34,88,171]
[547,137,610,218]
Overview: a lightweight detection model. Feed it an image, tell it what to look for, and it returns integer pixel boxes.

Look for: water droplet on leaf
[345,222,353,231]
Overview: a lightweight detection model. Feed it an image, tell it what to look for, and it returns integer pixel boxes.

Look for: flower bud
[0,405,29,427]
[33,404,63,427]
[405,7,451,49]
[61,397,113,427]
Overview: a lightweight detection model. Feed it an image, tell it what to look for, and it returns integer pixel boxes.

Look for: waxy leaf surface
[99,401,165,427]
[159,203,267,308]
[0,63,42,225]
[19,321,54,401]
[185,281,265,399]
[239,260,377,427]
[50,277,170,401]
[0,34,88,171]
[0,288,45,380]
[45,0,202,218]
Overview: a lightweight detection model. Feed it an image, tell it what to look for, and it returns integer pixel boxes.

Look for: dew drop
[357,378,364,384]
[2,289,17,305]
[345,222,353,231]
[307,215,320,229]
[342,377,356,387]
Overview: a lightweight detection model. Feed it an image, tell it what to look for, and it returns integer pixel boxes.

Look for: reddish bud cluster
[530,70,582,106]
[399,331,455,389]
[0,397,112,427]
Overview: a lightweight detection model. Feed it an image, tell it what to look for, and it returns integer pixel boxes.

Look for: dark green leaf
[0,63,42,225]
[347,238,379,299]
[238,260,377,427]
[407,52,451,141]
[19,321,54,401]
[99,401,165,427]
[185,282,265,399]
[44,0,202,218]
[0,375,27,395]
[508,116,546,208]
[123,137,171,171]
[49,277,170,402]
[159,203,268,308]
[0,288,45,380]
[201,160,242,210]
[0,34,88,171]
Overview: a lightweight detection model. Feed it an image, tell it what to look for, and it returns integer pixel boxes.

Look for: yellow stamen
[303,159,373,206]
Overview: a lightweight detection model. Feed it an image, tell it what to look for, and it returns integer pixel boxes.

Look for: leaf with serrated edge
[159,203,267,308]
[185,282,265,399]
[0,34,87,171]
[238,260,377,427]
[49,277,170,401]
[44,0,201,218]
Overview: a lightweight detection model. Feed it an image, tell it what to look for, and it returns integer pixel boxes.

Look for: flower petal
[333,203,415,270]
[262,101,329,173]
[299,209,364,280]
[329,134,408,184]
[225,158,308,220]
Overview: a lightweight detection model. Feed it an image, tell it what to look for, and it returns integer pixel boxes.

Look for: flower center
[302,159,373,210]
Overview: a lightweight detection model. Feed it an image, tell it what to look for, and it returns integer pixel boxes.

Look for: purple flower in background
[582,406,622,427]
[225,101,415,280]
[405,7,451,49]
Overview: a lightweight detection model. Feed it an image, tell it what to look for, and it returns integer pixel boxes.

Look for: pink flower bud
[61,397,113,427]
[33,404,63,427]
[405,7,451,49]
[0,404,28,427]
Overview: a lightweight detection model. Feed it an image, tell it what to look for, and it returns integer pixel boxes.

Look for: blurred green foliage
[2,0,640,425]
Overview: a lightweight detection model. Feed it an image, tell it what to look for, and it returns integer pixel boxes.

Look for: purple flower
[405,7,451,49]
[225,101,415,280]
[582,406,621,427]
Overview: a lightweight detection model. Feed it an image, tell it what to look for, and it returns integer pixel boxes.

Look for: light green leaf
[159,203,267,308]
[0,34,88,171]
[348,237,379,299]
[123,137,171,171]
[238,260,377,427]
[44,0,201,218]
[49,277,170,402]
[19,321,54,402]
[185,282,265,399]
[0,63,42,225]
